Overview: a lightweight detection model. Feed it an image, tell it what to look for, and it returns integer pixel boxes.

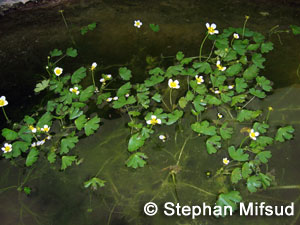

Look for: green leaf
[256,136,273,147]
[275,125,294,142]
[75,115,87,130]
[145,75,164,87]
[165,65,184,78]
[256,76,272,92]
[233,40,247,55]
[34,80,49,92]
[290,25,300,35]
[228,146,249,161]
[12,141,30,157]
[97,92,111,104]
[36,112,52,128]
[205,95,222,106]
[257,151,272,163]
[237,109,261,122]
[243,65,259,80]
[242,162,252,179]
[23,187,31,195]
[240,55,248,65]
[220,122,233,140]
[2,128,18,141]
[216,191,242,212]
[80,26,88,35]
[224,49,237,61]
[226,63,242,76]
[50,49,63,57]
[253,122,269,134]
[149,23,160,32]
[128,133,145,152]
[84,177,106,190]
[166,110,183,125]
[113,96,136,109]
[247,43,260,51]
[119,67,132,80]
[47,151,56,163]
[261,42,273,53]
[152,93,161,102]
[66,47,78,57]
[128,111,141,117]
[69,107,83,120]
[117,82,132,96]
[252,53,265,69]
[231,168,242,184]
[231,94,247,106]
[87,22,97,30]
[190,81,208,95]
[25,148,39,167]
[47,100,57,112]
[84,116,100,136]
[24,116,35,125]
[79,85,94,102]
[60,136,79,154]
[210,75,226,87]
[149,67,164,76]
[178,97,187,109]
[126,152,148,169]
[176,51,184,61]
[235,78,247,93]
[192,62,212,74]
[249,88,266,98]
[253,32,265,43]
[259,173,272,189]
[206,135,221,154]
[192,95,206,112]
[247,175,262,193]
[71,67,87,84]
[61,156,77,170]
[191,121,216,136]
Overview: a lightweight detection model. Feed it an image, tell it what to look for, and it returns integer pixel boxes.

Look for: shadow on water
[0,0,300,225]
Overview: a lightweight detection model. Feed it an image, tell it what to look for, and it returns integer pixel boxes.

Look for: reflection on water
[0,0,300,224]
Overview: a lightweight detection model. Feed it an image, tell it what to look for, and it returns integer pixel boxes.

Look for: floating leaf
[226,63,242,76]
[235,78,247,93]
[206,135,221,154]
[87,22,97,30]
[117,82,132,96]
[66,47,78,58]
[257,151,272,163]
[231,168,242,184]
[237,109,261,122]
[166,110,183,125]
[228,146,249,161]
[79,85,94,102]
[149,23,160,32]
[149,67,164,76]
[253,122,269,134]
[216,191,242,213]
[256,76,272,92]
[128,133,145,152]
[247,175,262,193]
[61,156,77,170]
[47,151,56,163]
[12,141,30,157]
[191,121,216,136]
[275,125,294,142]
[176,51,184,61]
[243,65,259,80]
[249,88,266,98]
[231,94,247,106]
[71,67,86,84]
[84,177,106,190]
[50,49,63,57]
[290,25,300,35]
[152,93,161,102]
[25,148,39,167]
[126,152,148,169]
[259,173,272,189]
[145,75,164,87]
[261,42,274,53]
[34,80,49,93]
[60,136,79,154]
[119,67,132,80]
[192,62,212,74]
[205,95,222,106]
[242,162,252,179]
[252,53,265,69]
[2,128,18,141]
[84,116,100,136]
[220,122,233,140]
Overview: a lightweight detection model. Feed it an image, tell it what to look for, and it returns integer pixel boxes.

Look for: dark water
[0,0,300,224]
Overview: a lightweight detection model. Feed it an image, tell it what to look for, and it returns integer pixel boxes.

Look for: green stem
[239,136,249,148]
[199,33,209,62]
[230,37,235,47]
[2,107,10,123]
[91,70,97,90]
[169,88,173,110]
[59,10,76,46]
[242,17,249,39]
[176,136,190,166]
[296,63,300,81]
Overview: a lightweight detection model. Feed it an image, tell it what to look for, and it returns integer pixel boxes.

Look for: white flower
[70,87,80,95]
[195,75,204,84]
[134,20,142,28]
[54,67,63,76]
[223,158,230,165]
[125,93,130,98]
[146,115,161,125]
[0,96,8,107]
[91,62,97,71]
[113,96,119,101]
[214,90,220,94]
[106,74,112,79]
[216,60,226,71]
[159,135,166,142]
[228,85,234,89]
[168,79,180,89]
[1,143,12,153]
[106,98,112,102]
[206,23,219,35]
[31,142,37,147]
[29,125,37,133]
[249,129,259,140]
[100,78,106,83]
[217,113,223,119]
[37,140,45,146]
[233,33,239,39]
[41,125,50,133]
[46,136,52,140]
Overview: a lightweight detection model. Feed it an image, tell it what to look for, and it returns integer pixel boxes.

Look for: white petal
[174,80,179,85]
[69,88,73,92]
[175,85,180,89]
[216,60,220,65]
[214,30,219,34]
[157,119,161,124]
[168,79,173,86]
[255,132,259,136]
[151,115,157,119]
[250,129,254,133]
[0,96,5,101]
[211,23,217,29]
[206,23,210,29]
[222,67,226,71]
[146,120,151,124]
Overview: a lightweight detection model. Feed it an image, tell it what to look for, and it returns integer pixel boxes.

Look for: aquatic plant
[1,20,299,215]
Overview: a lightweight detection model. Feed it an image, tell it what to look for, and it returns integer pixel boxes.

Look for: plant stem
[91,70,97,90]
[169,88,173,110]
[296,63,300,81]
[242,96,255,109]
[176,136,190,166]
[2,107,10,123]
[239,136,249,148]
[199,33,209,62]
[59,10,76,46]
[242,16,249,39]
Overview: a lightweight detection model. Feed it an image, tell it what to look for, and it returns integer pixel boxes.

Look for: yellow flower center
[136,22,141,26]
[55,68,62,74]
[196,77,203,84]
[150,118,158,125]
[72,89,77,93]
[29,125,35,131]
[91,66,96,71]
[44,127,49,132]
[4,146,11,152]
[217,64,224,71]
[250,132,256,138]
[170,81,177,88]
[0,99,4,106]
[208,27,215,34]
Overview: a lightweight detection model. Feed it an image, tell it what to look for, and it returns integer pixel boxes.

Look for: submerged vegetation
[1,15,300,218]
